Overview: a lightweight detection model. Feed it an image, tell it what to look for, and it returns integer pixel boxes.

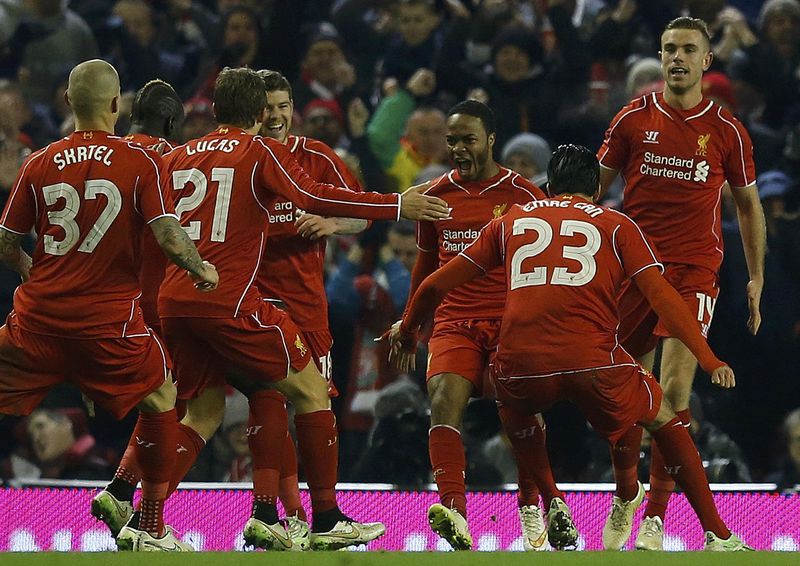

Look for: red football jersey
[158,127,401,319]
[462,195,662,378]
[598,92,756,273]
[124,133,176,328]
[418,166,545,323]
[0,130,174,338]
[257,135,362,332]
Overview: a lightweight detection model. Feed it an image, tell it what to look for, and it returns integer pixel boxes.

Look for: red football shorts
[619,263,719,358]
[302,328,337,397]
[162,301,311,400]
[0,313,169,419]
[426,319,500,396]
[492,364,663,444]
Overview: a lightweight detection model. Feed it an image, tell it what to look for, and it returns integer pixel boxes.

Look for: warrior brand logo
[492,203,508,218]
[176,444,188,454]
[693,160,710,183]
[696,133,711,156]
[513,426,538,439]
[327,435,338,447]
[643,130,660,144]
[135,436,156,449]
[295,335,308,356]
[664,465,682,475]
[246,425,262,436]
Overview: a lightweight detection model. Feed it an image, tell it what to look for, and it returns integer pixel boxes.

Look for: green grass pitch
[1,552,794,565]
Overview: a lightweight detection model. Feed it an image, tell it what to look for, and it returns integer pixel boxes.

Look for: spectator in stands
[180,96,216,143]
[0,0,98,103]
[767,408,800,489]
[367,68,447,192]
[1,409,115,480]
[686,0,757,66]
[303,98,347,150]
[501,132,551,186]
[291,23,357,114]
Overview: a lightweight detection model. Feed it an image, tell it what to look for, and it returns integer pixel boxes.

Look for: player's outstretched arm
[731,184,766,336]
[149,216,218,291]
[598,165,618,200]
[0,228,31,282]
[633,267,734,388]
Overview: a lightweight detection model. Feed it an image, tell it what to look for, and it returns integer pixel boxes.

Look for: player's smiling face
[446,114,495,181]
[262,89,293,144]
[660,29,712,95]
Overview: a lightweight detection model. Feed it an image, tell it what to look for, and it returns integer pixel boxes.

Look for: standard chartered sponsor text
[640,151,694,180]
[442,228,480,252]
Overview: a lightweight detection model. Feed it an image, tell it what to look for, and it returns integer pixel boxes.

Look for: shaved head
[67,59,121,121]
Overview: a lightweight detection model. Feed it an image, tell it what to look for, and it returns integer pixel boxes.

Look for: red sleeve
[400,255,484,335]
[130,146,176,223]
[0,149,46,234]
[598,98,643,171]
[633,268,724,374]
[718,109,756,189]
[460,216,505,273]
[614,213,663,278]
[257,137,400,221]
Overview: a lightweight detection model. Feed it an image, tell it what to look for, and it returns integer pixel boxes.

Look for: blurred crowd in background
[0,0,798,491]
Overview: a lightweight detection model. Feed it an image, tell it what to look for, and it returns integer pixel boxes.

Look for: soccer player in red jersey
[0,60,218,552]
[124,79,185,334]
[596,17,766,550]
[240,69,368,548]
[391,100,569,551]
[394,144,752,552]
[155,67,447,551]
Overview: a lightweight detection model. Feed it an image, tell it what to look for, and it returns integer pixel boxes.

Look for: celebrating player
[0,60,218,552]
[393,144,751,552]
[390,100,572,551]
[596,17,766,551]
[148,67,446,551]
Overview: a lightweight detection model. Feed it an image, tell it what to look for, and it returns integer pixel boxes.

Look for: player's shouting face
[660,28,713,96]
[446,113,495,181]
[262,89,293,144]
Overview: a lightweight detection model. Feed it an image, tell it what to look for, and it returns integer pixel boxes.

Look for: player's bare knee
[138,378,177,413]
[280,362,329,414]
[428,374,470,427]
[181,388,225,439]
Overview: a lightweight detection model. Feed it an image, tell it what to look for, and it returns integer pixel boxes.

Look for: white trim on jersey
[0,223,28,235]
[289,136,301,152]
[610,320,622,365]
[249,162,270,213]
[605,208,662,267]
[598,96,648,164]
[716,107,753,187]
[256,137,400,214]
[122,292,143,337]
[711,182,724,258]
[127,142,168,215]
[650,92,674,120]
[299,137,353,188]
[628,261,664,278]
[497,362,638,380]
[149,328,170,382]
[446,170,470,194]
[0,147,47,227]
[422,172,451,196]
[610,224,624,269]
[478,168,513,194]
[235,232,265,317]
[509,172,541,201]
[458,250,488,273]
[685,100,714,121]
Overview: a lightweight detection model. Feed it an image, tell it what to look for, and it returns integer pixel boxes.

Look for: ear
[64,90,71,108]
[593,182,601,203]
[165,116,174,137]
[704,50,714,71]
[111,95,119,115]
[487,132,496,149]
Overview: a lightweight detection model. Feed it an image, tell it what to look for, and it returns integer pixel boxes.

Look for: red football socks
[610,424,643,501]
[295,410,338,514]
[429,425,467,517]
[165,423,206,497]
[134,409,177,537]
[645,409,690,519]
[247,390,289,507]
[650,416,729,538]
[279,432,306,521]
[497,406,563,509]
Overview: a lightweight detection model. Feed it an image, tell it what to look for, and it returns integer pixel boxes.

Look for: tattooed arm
[149,216,219,290]
[0,228,31,282]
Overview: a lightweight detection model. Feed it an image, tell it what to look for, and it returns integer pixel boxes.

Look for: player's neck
[662,86,703,111]
[219,122,261,135]
[474,161,501,182]
[128,123,164,139]
[74,116,115,135]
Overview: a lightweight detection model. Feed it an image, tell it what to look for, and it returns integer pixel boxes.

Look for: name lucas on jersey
[54,145,114,170]
[185,138,240,155]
